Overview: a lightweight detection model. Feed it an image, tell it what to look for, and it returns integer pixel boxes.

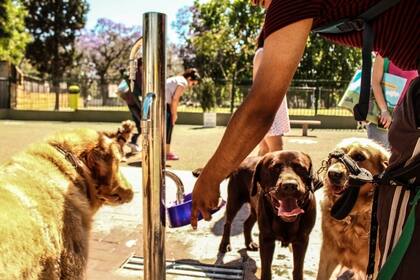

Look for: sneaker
[166,152,179,161]
[128,143,141,154]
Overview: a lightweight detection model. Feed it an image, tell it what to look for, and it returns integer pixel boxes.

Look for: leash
[51,143,91,199]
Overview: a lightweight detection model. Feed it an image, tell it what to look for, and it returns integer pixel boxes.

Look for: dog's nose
[328,170,344,181]
[282,180,298,193]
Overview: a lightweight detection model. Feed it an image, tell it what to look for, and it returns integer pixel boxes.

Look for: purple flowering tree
[76,18,140,105]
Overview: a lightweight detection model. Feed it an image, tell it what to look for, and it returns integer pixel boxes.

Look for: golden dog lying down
[0,121,135,279]
[317,138,389,280]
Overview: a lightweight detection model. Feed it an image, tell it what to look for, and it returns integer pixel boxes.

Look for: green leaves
[23,0,89,81]
[0,0,31,65]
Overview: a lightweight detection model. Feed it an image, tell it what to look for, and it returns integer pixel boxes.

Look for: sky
[86,0,195,43]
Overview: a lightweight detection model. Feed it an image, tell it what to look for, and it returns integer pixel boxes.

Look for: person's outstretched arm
[191,18,313,229]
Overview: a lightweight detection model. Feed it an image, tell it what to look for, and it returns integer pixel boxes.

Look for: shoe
[166,152,179,161]
[128,143,141,154]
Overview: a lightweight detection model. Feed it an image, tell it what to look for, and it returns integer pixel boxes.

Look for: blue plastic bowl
[166,193,225,228]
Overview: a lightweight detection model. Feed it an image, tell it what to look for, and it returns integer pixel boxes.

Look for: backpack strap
[383,57,390,73]
[313,0,400,121]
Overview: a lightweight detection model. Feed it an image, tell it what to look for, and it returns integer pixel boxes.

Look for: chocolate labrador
[218,151,318,280]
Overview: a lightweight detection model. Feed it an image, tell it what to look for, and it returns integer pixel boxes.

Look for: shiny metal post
[141,12,167,280]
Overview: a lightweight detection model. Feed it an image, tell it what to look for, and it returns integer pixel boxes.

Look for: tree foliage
[75,18,140,104]
[23,0,88,105]
[296,33,362,82]
[175,0,264,112]
[0,0,31,64]
[195,77,217,112]
[174,0,362,110]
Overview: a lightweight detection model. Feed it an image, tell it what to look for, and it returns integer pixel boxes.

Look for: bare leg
[258,139,269,156]
[265,135,284,151]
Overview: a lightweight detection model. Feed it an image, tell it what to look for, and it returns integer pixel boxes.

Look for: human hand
[171,113,177,125]
[191,173,221,229]
[379,110,392,128]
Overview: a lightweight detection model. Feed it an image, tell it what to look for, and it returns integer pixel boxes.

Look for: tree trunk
[52,79,60,111]
[100,77,108,106]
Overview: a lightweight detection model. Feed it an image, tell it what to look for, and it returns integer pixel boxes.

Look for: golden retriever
[317,138,389,280]
[0,121,135,279]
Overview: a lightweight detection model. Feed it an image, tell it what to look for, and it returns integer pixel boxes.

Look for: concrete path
[87,166,324,280]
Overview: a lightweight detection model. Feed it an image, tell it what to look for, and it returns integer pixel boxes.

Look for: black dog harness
[320,149,420,279]
[323,150,374,220]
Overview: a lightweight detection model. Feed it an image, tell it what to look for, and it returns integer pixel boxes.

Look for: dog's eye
[352,153,366,162]
[271,163,283,172]
[292,163,309,175]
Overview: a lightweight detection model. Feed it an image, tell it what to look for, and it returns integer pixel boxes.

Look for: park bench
[290,120,321,136]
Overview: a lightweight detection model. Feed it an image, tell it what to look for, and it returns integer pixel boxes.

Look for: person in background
[166,68,200,160]
[368,54,418,149]
[118,67,142,154]
[254,48,290,155]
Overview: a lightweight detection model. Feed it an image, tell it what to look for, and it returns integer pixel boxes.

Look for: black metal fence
[8,77,352,116]
[12,77,128,111]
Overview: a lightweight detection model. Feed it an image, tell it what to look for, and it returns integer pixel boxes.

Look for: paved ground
[0,120,367,279]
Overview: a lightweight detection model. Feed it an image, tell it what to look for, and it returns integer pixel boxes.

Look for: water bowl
[165,170,225,228]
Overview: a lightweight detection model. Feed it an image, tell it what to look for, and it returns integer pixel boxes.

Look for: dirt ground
[0,120,367,279]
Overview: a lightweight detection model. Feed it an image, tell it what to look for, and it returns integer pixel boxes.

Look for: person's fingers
[385,119,392,128]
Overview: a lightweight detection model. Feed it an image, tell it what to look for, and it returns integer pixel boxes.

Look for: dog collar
[51,143,92,200]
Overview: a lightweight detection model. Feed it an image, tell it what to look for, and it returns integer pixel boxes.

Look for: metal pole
[141,12,167,280]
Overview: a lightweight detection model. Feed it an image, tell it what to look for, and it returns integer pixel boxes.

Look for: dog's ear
[378,156,389,173]
[104,120,135,148]
[303,152,323,191]
[192,168,203,178]
[251,159,263,196]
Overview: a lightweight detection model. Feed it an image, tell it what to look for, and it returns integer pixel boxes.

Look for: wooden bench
[290,120,321,136]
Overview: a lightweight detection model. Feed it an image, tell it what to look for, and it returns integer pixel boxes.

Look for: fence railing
[8,77,352,116]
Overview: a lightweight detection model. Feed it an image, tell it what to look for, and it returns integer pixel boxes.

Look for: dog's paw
[218,243,231,253]
[246,242,259,251]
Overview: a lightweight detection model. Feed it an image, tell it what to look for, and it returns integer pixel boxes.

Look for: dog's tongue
[277,198,304,217]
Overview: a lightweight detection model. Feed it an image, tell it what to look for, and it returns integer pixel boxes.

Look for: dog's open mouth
[331,184,347,196]
[97,194,122,204]
[275,198,305,221]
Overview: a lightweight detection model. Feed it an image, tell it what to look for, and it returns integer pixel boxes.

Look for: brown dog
[219,151,317,280]
[0,121,135,280]
[317,138,389,280]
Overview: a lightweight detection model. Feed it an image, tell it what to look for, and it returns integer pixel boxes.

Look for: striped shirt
[263,0,419,70]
